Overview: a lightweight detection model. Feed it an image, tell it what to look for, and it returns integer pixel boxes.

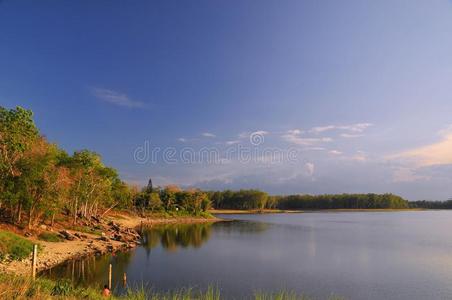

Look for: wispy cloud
[178,138,188,142]
[226,140,240,145]
[91,87,145,108]
[388,126,452,167]
[340,133,364,138]
[251,130,269,136]
[329,150,343,155]
[282,129,332,145]
[311,123,372,134]
[202,132,216,138]
[238,130,270,139]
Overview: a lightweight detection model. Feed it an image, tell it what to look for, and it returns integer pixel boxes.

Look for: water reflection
[41,220,270,292]
[141,223,213,253]
[43,251,133,289]
[41,213,452,299]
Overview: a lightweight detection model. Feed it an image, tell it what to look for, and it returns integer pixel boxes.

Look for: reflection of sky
[44,212,452,299]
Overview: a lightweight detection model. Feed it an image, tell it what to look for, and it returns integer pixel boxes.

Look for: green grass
[38,232,63,242]
[0,230,36,261]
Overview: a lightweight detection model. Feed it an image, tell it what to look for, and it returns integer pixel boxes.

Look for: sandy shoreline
[0,214,220,276]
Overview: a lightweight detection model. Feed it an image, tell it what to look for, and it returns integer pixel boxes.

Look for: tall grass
[0,273,344,300]
[255,291,345,300]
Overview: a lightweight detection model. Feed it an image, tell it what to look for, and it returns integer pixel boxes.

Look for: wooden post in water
[31,244,38,280]
[123,272,127,287]
[108,264,112,290]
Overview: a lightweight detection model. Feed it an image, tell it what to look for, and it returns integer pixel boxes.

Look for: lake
[43,211,452,299]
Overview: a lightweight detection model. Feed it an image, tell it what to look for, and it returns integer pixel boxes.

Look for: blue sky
[1,0,452,200]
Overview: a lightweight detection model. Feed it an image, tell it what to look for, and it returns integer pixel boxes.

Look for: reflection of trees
[41,221,270,289]
[42,251,133,290]
[141,223,213,252]
[212,220,270,234]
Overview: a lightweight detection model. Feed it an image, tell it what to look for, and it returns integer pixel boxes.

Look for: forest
[0,106,211,230]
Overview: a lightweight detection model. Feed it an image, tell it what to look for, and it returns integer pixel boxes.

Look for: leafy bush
[0,230,35,261]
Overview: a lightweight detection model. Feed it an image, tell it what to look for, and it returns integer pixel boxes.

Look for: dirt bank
[0,213,220,276]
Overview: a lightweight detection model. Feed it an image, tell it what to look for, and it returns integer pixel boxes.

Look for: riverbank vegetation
[0,106,212,234]
[0,272,343,300]
[0,230,36,261]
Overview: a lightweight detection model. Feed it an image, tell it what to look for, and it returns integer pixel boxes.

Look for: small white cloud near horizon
[226,140,240,145]
[91,87,145,108]
[178,138,187,142]
[202,132,216,138]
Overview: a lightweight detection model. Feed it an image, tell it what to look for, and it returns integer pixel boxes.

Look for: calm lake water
[43,212,452,299]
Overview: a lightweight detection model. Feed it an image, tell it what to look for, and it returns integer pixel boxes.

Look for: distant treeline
[208,190,410,210]
[409,200,452,209]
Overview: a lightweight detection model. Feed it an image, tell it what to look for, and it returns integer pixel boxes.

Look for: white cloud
[178,138,187,142]
[253,130,269,135]
[310,125,336,133]
[282,129,332,145]
[91,87,144,108]
[202,132,216,138]
[339,123,373,132]
[238,130,269,139]
[329,150,342,155]
[226,140,240,145]
[311,123,372,134]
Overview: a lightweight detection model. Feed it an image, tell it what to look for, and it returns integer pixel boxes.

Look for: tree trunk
[28,207,33,230]
[73,198,78,225]
[16,202,22,224]
[51,213,55,227]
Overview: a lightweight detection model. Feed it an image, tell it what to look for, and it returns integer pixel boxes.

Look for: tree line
[208,190,410,210]
[2,106,440,230]
[0,106,210,229]
[408,200,452,209]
